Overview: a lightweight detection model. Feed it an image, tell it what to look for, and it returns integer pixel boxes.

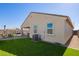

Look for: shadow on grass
[0,38,69,56]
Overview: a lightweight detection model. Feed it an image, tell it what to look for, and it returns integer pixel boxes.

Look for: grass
[0,38,67,56]
[0,38,79,56]
[0,50,15,56]
[64,48,79,56]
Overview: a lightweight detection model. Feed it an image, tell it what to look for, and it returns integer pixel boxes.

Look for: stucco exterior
[64,18,73,43]
[21,12,74,45]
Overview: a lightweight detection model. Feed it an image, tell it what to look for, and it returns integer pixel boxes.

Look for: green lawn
[64,48,79,56]
[0,38,79,56]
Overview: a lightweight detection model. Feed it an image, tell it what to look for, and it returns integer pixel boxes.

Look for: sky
[0,3,79,30]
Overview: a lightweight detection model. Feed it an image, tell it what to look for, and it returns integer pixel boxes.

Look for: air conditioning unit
[32,34,41,41]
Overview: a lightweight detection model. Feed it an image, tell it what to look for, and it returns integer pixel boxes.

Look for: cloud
[74,24,79,30]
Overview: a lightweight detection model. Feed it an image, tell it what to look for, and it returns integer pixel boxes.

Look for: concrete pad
[68,35,79,50]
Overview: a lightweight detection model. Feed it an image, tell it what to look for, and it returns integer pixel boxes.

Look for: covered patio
[21,27,30,37]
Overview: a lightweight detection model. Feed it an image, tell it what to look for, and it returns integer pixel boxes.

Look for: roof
[31,12,68,17]
[21,12,74,28]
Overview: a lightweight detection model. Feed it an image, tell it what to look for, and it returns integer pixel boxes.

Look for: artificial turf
[0,38,79,56]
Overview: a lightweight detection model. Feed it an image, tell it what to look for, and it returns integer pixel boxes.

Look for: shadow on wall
[65,34,74,47]
[0,38,67,56]
[65,30,79,47]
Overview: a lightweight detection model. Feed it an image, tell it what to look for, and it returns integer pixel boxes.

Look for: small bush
[8,34,13,37]
[0,34,7,38]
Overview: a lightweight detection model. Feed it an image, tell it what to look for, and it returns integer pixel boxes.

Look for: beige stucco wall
[21,13,73,45]
[64,19,73,44]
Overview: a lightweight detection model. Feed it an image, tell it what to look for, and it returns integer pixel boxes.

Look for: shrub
[8,34,13,37]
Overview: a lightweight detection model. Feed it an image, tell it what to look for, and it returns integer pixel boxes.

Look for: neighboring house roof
[21,12,74,28]
[0,28,21,34]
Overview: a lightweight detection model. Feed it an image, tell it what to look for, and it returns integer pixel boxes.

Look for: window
[34,25,37,33]
[47,23,54,34]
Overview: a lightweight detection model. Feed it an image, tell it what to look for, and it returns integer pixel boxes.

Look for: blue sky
[0,3,79,30]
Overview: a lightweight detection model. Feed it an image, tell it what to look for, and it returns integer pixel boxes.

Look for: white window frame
[47,23,54,35]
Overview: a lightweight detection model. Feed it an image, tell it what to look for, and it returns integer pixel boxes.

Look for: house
[0,28,21,38]
[73,30,79,38]
[6,29,16,34]
[0,29,4,38]
[77,30,79,38]
[21,12,74,45]
[6,28,21,36]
